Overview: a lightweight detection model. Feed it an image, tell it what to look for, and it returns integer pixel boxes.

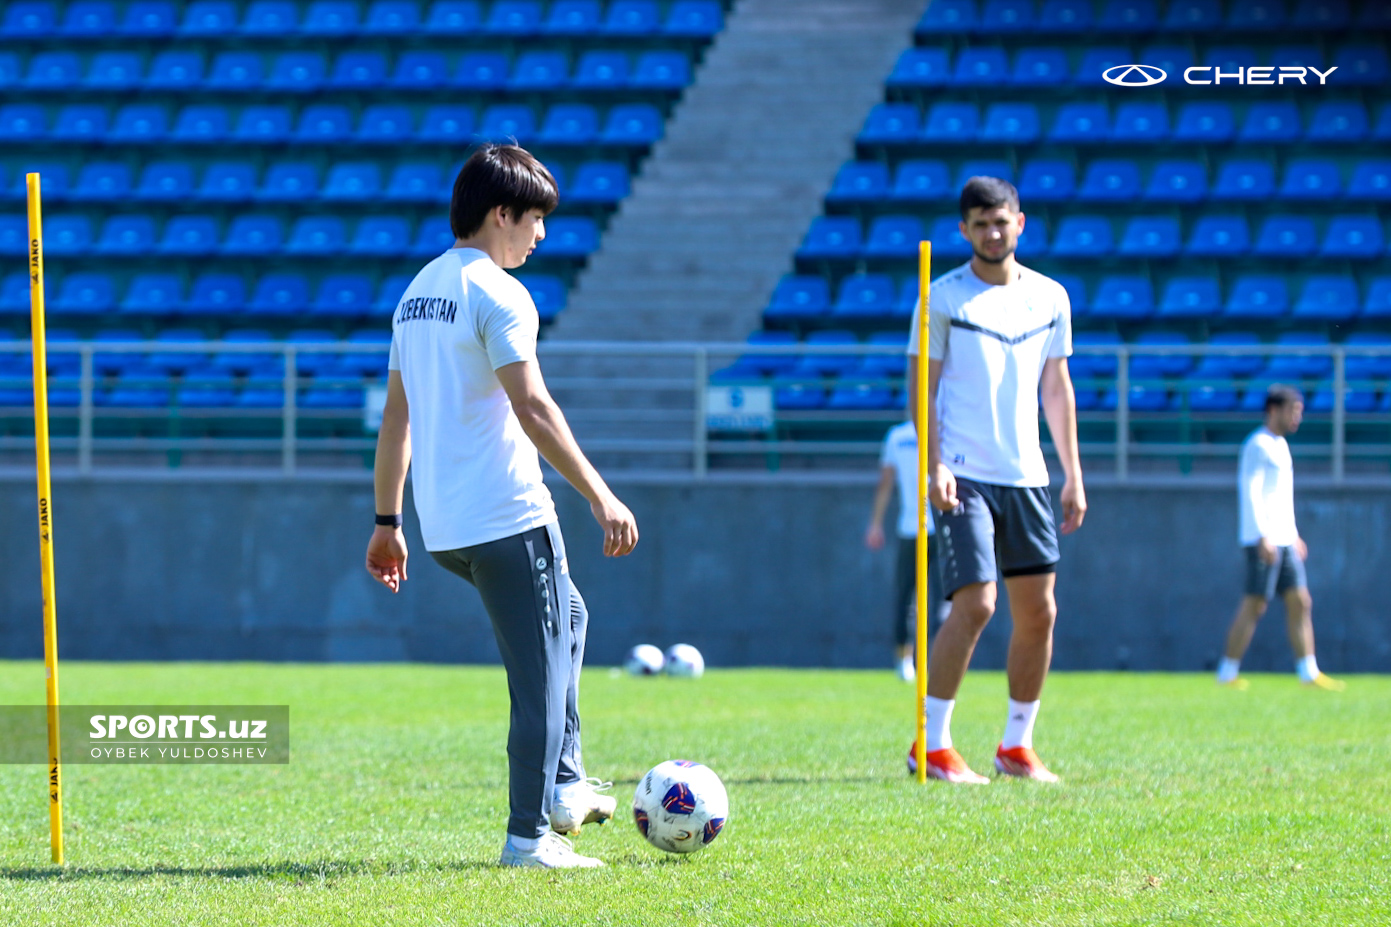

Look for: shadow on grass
[0,858,497,881]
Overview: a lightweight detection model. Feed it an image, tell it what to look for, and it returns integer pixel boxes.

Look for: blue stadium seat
[366,0,421,33]
[765,276,830,322]
[1012,47,1069,85]
[1187,385,1240,412]
[827,162,889,203]
[774,385,826,411]
[604,0,659,34]
[312,275,374,316]
[110,104,169,143]
[545,0,601,34]
[86,51,143,89]
[511,51,569,91]
[980,0,1034,31]
[172,105,229,143]
[478,105,536,142]
[665,1,723,35]
[917,0,976,33]
[1090,276,1153,320]
[1225,275,1289,319]
[600,104,662,145]
[486,0,542,34]
[1052,215,1114,257]
[826,383,897,411]
[1253,216,1317,257]
[791,330,860,379]
[1239,102,1301,143]
[1212,160,1275,200]
[535,217,598,257]
[928,217,973,259]
[373,275,414,314]
[888,48,951,87]
[322,163,382,201]
[858,104,920,144]
[1292,276,1359,322]
[1118,217,1181,257]
[1227,0,1284,29]
[1365,278,1391,317]
[198,163,256,202]
[15,162,69,200]
[1018,160,1075,201]
[222,215,284,255]
[1158,277,1221,319]
[63,1,117,35]
[890,161,951,201]
[72,162,131,201]
[633,52,691,91]
[418,105,476,143]
[207,52,264,91]
[233,105,292,143]
[537,104,598,145]
[797,217,861,261]
[1345,332,1391,379]
[25,51,82,88]
[287,217,347,255]
[423,1,480,33]
[1265,333,1332,380]
[1272,44,1324,68]
[304,0,360,33]
[456,52,511,90]
[331,51,388,90]
[569,162,630,203]
[1138,44,1195,77]
[1293,0,1348,28]
[52,104,109,142]
[1145,161,1206,202]
[955,160,1012,188]
[863,216,923,259]
[394,51,449,89]
[1308,102,1367,142]
[1174,103,1234,142]
[357,105,414,144]
[385,164,443,202]
[120,1,176,36]
[1100,0,1158,30]
[1016,217,1049,257]
[241,1,297,33]
[248,274,309,314]
[0,52,18,89]
[338,330,392,377]
[1050,103,1109,142]
[1348,160,1391,200]
[53,273,116,314]
[1078,160,1141,201]
[4,1,55,36]
[831,275,897,319]
[158,216,219,255]
[573,51,630,90]
[119,274,183,314]
[1037,0,1091,30]
[94,215,156,254]
[176,370,240,408]
[135,162,194,201]
[980,103,1040,143]
[0,217,28,256]
[1052,274,1087,316]
[1320,216,1384,259]
[1075,47,1131,85]
[349,216,412,255]
[1280,159,1342,199]
[1332,44,1388,85]
[1071,332,1121,380]
[1372,103,1391,140]
[180,1,236,34]
[46,216,94,255]
[267,52,326,93]
[954,48,1008,85]
[1111,103,1169,142]
[294,105,353,143]
[1131,331,1193,379]
[186,273,246,314]
[1186,215,1250,256]
[922,103,978,142]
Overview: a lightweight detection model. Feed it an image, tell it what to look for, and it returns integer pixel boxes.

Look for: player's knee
[950,585,995,629]
[1019,595,1057,634]
[1295,588,1312,610]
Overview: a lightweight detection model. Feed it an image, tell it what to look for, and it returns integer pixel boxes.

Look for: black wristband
[375,514,403,528]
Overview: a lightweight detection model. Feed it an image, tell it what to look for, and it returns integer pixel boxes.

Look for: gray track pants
[430,521,588,840]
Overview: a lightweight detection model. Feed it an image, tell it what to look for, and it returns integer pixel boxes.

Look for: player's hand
[1257,537,1278,565]
[1060,478,1087,535]
[1296,537,1308,561]
[592,493,638,557]
[865,524,885,551]
[928,463,959,512]
[366,526,409,593]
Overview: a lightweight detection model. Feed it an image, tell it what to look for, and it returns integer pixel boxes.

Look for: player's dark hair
[450,144,559,239]
[959,176,1020,218]
[1264,384,1304,413]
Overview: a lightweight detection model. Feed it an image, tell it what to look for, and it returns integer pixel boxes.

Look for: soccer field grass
[0,663,1387,927]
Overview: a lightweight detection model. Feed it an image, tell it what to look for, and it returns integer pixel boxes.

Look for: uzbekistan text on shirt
[395,296,460,325]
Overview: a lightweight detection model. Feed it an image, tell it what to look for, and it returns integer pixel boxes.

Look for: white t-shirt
[879,421,934,539]
[1238,426,1298,547]
[388,247,556,551]
[907,262,1072,488]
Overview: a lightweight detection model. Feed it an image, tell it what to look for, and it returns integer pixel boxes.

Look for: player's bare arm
[495,359,638,557]
[366,369,411,592]
[1040,356,1086,534]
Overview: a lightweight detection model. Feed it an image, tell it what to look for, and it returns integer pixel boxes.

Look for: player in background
[865,420,944,681]
[906,176,1086,784]
[365,144,639,868]
[1216,386,1344,691]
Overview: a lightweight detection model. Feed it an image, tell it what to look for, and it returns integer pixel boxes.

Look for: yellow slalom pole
[27,173,64,864]
[914,241,930,785]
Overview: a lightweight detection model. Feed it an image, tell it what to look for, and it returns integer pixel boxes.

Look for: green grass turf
[0,663,1387,926]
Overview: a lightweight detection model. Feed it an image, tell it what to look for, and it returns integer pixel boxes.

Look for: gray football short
[1244,545,1307,599]
[933,477,1060,599]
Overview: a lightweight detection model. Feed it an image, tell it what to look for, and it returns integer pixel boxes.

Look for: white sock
[1297,655,1320,683]
[1002,699,1040,750]
[507,834,539,851]
[1217,657,1241,683]
[924,696,954,752]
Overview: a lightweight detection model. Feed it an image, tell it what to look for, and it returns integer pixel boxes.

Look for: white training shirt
[907,262,1072,488]
[1238,426,1298,547]
[879,421,934,539]
[388,247,557,551]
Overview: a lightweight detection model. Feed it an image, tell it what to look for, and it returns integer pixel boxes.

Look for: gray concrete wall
[1,478,1388,673]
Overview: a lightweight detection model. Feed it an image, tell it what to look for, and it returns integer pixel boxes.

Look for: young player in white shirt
[906,176,1087,784]
[365,144,639,868]
[1217,385,1344,691]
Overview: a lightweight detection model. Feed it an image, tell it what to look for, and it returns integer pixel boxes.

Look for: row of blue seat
[0,101,664,146]
[767,272,1391,322]
[0,271,568,318]
[888,44,1382,87]
[0,212,601,258]
[0,48,693,92]
[830,158,1391,205]
[859,99,1391,145]
[916,0,1388,35]
[1,1,724,39]
[7,159,628,204]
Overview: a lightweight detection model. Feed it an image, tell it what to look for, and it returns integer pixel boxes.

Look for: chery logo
[1103,63,1338,86]
[1103,64,1167,86]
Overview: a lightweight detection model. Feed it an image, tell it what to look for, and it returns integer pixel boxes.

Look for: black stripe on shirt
[950,318,1056,346]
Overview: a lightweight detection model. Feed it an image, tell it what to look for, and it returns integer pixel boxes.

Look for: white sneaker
[550,777,617,836]
[897,656,916,682]
[499,832,605,869]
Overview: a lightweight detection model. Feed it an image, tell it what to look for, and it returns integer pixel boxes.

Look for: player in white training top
[1216,385,1344,691]
[905,176,1086,784]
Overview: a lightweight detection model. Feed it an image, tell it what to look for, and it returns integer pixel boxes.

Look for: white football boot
[499,832,605,869]
[550,777,618,836]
